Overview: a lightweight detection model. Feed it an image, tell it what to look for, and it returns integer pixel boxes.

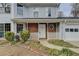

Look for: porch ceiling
[12,18,62,23]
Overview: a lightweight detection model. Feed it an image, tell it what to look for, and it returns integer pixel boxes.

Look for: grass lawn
[24,40,79,56]
[0,40,78,56]
[0,40,9,45]
[48,39,79,48]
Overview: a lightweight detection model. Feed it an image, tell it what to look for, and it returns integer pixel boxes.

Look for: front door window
[17,24,23,33]
[5,23,11,32]
[48,23,56,32]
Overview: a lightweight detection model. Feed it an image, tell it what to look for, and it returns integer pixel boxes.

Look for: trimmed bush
[60,48,73,56]
[5,31,14,42]
[20,30,30,43]
[47,48,79,56]
[48,39,78,48]
[48,49,60,56]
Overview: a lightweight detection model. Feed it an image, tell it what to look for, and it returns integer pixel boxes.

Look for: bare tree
[71,3,79,17]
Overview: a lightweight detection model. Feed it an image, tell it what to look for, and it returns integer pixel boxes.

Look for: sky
[59,3,72,17]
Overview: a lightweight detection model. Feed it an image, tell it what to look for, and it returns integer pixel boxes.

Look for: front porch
[15,23,60,40]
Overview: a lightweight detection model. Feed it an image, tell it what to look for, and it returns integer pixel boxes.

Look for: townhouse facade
[0,3,79,41]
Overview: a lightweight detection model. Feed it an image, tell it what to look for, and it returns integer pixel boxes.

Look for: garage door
[64,25,79,41]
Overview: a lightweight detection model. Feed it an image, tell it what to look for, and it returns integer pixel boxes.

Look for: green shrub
[20,30,30,43]
[48,39,78,48]
[5,31,14,42]
[60,48,73,56]
[48,49,60,56]
[47,48,78,56]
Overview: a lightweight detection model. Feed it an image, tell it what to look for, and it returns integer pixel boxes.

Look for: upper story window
[17,4,23,7]
[17,24,23,33]
[48,8,51,17]
[34,11,39,18]
[17,4,23,16]
[5,7,10,13]
[0,3,11,14]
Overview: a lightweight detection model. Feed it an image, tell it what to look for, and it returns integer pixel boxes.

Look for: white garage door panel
[65,32,79,40]
[65,25,79,41]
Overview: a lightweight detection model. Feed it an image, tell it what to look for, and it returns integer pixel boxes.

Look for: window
[0,23,11,37]
[65,28,69,32]
[0,24,4,31]
[48,23,56,32]
[70,28,74,32]
[17,4,23,15]
[28,23,38,32]
[34,11,38,18]
[65,28,79,32]
[0,24,4,37]
[5,7,10,13]
[5,23,11,32]
[0,32,4,37]
[74,28,78,32]
[48,8,51,17]
[17,24,23,33]
[17,4,23,7]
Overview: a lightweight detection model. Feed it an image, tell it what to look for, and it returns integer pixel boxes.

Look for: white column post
[59,22,62,39]
[27,22,28,30]
[56,23,57,39]
[59,22,65,40]
[38,23,39,40]
[11,22,14,32]
[47,23,48,40]
[23,23,26,30]
[14,22,17,35]
[11,22,17,35]
[4,24,5,38]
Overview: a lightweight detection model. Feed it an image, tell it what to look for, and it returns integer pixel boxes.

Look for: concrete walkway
[40,40,79,54]
[40,40,63,50]
[66,41,79,47]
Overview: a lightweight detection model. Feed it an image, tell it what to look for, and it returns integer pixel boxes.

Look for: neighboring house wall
[0,14,11,23]
[0,3,17,36]
[0,3,11,23]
